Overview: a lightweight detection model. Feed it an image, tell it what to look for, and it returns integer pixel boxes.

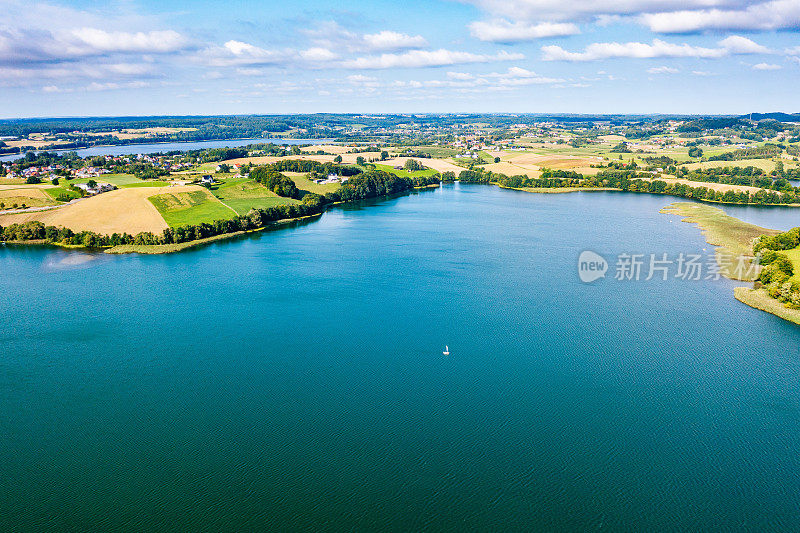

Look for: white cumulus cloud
[469,19,580,42]
[542,36,770,61]
[362,31,427,51]
[66,28,188,54]
[647,65,679,74]
[458,0,746,22]
[717,35,771,55]
[342,49,523,69]
[641,0,800,33]
[304,22,428,53]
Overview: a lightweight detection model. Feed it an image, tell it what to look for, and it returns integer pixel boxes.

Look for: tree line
[674,165,792,191]
[0,167,438,249]
[708,145,781,161]
[754,227,800,308]
[459,166,800,205]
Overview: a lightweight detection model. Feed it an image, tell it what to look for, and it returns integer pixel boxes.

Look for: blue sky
[2,0,799,117]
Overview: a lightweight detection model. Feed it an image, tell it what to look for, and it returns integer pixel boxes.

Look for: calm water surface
[1,185,799,531]
[0,138,329,162]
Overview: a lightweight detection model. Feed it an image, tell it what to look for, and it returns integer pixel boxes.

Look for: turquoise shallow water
[2,185,800,531]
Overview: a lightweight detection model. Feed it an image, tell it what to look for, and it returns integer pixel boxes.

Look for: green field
[784,248,800,283]
[72,173,139,186]
[72,173,170,188]
[120,181,170,188]
[374,163,439,178]
[407,146,460,158]
[149,189,236,227]
[284,173,340,195]
[44,174,168,202]
[209,178,299,215]
[43,186,81,202]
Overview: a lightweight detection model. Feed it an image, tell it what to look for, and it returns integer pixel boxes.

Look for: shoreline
[504,183,800,206]
[6,182,800,326]
[660,202,800,325]
[0,137,334,160]
[0,183,439,255]
[659,202,779,281]
[104,213,323,254]
[734,287,800,326]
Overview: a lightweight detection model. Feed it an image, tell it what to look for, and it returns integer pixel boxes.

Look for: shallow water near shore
[2,184,799,530]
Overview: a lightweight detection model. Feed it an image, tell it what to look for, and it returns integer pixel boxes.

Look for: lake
[0,138,331,162]
[2,185,799,530]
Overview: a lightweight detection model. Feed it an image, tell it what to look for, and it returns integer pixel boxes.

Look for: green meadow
[209,178,299,215]
[149,189,236,227]
[43,186,81,202]
[284,173,340,195]
[783,247,800,284]
[406,146,460,158]
[373,164,439,178]
[72,173,169,188]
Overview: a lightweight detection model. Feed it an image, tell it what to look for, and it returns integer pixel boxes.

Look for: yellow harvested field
[80,127,197,139]
[5,139,55,149]
[300,144,348,154]
[0,187,55,207]
[649,176,763,194]
[682,159,785,172]
[501,151,601,169]
[223,154,462,172]
[0,185,202,234]
[226,152,369,165]
[0,183,55,190]
[224,154,338,166]
[0,188,52,200]
[483,162,541,178]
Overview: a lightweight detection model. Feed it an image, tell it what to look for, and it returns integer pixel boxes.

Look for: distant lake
[2,186,799,530]
[0,137,332,162]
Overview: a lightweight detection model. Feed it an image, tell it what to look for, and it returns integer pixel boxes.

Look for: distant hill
[742,112,800,122]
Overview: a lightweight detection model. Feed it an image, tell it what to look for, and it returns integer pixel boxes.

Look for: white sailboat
[443,345,450,356]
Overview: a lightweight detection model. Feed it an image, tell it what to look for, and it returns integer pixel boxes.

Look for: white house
[76,182,115,195]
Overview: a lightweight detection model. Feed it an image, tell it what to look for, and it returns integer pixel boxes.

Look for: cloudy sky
[2,0,799,117]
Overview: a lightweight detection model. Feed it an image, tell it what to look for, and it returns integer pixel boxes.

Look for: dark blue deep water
[2,185,799,531]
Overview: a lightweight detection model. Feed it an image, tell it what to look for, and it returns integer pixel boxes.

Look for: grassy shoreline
[660,202,800,325]
[660,202,779,281]
[104,213,322,254]
[734,287,800,326]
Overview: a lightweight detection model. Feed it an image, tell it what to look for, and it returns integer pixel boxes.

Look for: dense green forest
[754,228,800,307]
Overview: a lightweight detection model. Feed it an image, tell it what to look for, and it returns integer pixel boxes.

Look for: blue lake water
[2,185,799,530]
[0,138,330,162]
